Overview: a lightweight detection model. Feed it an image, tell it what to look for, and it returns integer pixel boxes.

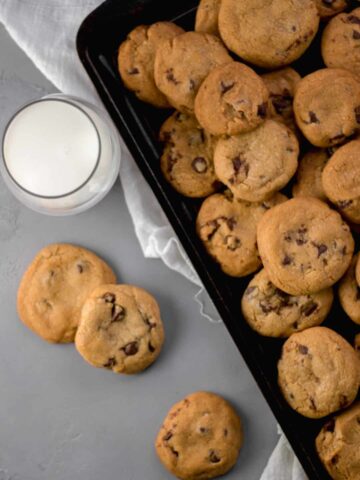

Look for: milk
[1,95,120,215]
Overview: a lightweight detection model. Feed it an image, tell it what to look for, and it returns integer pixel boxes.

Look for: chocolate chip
[331,455,339,465]
[148,342,155,353]
[169,446,179,457]
[209,450,221,463]
[300,301,318,317]
[127,67,139,75]
[347,15,360,25]
[336,199,353,210]
[103,293,115,303]
[163,431,172,441]
[309,397,317,410]
[77,264,84,273]
[189,79,196,91]
[191,157,208,174]
[143,315,156,330]
[103,357,117,368]
[167,154,178,175]
[225,235,241,251]
[161,131,173,143]
[245,286,257,296]
[324,419,335,433]
[271,94,292,115]
[257,103,268,118]
[166,68,180,85]
[232,156,249,176]
[227,217,236,230]
[353,30,360,40]
[220,81,235,95]
[111,304,126,322]
[199,427,209,434]
[298,344,309,355]
[224,429,228,437]
[122,342,139,356]
[282,255,293,266]
[259,301,275,314]
[292,321,298,330]
[308,111,319,124]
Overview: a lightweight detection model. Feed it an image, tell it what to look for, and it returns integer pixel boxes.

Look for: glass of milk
[1,94,121,215]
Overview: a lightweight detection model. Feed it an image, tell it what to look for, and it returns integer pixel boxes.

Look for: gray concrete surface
[0,23,278,480]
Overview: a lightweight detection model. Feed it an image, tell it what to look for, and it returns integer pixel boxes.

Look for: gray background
[0,24,277,480]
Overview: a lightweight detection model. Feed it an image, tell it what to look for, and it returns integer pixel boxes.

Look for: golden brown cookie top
[292,149,330,201]
[195,0,222,36]
[17,243,116,343]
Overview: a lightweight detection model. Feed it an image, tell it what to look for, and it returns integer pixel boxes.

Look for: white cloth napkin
[0,1,307,478]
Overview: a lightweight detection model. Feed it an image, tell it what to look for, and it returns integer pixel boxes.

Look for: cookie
[278,326,360,418]
[195,0,221,36]
[241,268,333,338]
[316,402,360,480]
[214,119,299,202]
[316,0,348,19]
[294,68,360,147]
[292,149,330,201]
[322,8,360,78]
[118,22,184,107]
[196,191,286,277]
[194,62,269,136]
[322,140,360,223]
[218,0,319,69]
[339,254,360,325]
[159,112,219,198]
[17,244,116,343]
[75,284,164,374]
[154,31,231,113]
[261,67,301,133]
[155,391,243,480]
[257,197,354,295]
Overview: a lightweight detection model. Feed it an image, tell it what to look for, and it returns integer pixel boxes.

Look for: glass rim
[1,97,102,200]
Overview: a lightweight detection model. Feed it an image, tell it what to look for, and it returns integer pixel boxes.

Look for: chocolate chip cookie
[294,68,360,147]
[195,0,221,36]
[322,140,360,223]
[218,0,319,68]
[160,112,219,198]
[214,119,299,202]
[278,326,360,418]
[197,191,286,277]
[339,254,360,325]
[316,402,360,480]
[242,268,333,338]
[261,67,301,133]
[75,284,164,374]
[322,8,360,78]
[154,31,231,113]
[316,0,348,19]
[17,244,116,343]
[118,22,184,107]
[155,391,243,480]
[194,62,269,136]
[292,149,330,201]
[257,197,354,295]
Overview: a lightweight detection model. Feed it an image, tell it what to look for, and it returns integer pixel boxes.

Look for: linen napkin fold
[0,0,307,477]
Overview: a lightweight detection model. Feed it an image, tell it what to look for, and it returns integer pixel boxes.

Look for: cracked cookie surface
[316,402,360,480]
[257,197,354,295]
[241,268,333,338]
[214,119,299,202]
[322,8,360,77]
[159,111,219,198]
[196,191,286,277]
[195,0,222,36]
[155,391,242,480]
[292,149,330,201]
[278,327,360,418]
[118,22,184,107]
[154,31,231,113]
[322,140,360,224]
[75,284,164,374]
[17,244,116,344]
[339,254,360,325]
[294,68,360,147]
[218,0,319,68]
[194,62,269,136]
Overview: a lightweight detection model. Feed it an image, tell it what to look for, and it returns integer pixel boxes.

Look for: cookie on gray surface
[292,149,330,201]
[242,268,333,338]
[118,22,184,107]
[214,119,299,202]
[194,62,269,136]
[257,197,354,295]
[75,284,165,374]
[154,31,231,113]
[196,191,287,277]
[159,111,219,198]
[339,254,360,325]
[278,327,360,418]
[316,402,360,480]
[218,0,319,68]
[155,391,243,480]
[17,243,116,344]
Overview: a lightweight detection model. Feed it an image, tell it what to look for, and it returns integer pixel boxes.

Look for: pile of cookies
[118,0,360,478]
[17,243,243,480]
